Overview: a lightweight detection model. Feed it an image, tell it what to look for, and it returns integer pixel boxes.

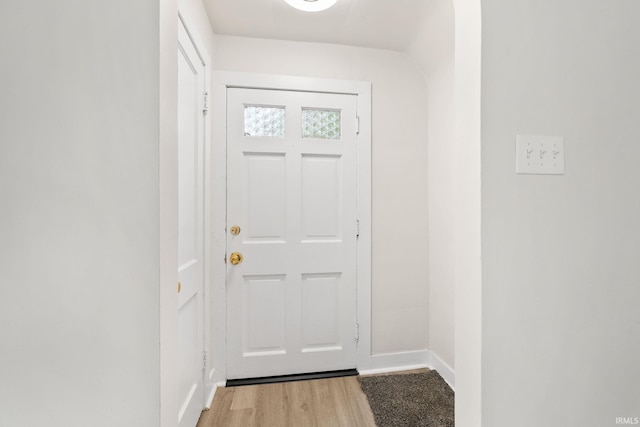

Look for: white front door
[177,19,205,427]
[226,88,359,379]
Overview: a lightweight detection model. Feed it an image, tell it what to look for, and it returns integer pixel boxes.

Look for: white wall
[214,36,430,356]
[406,0,456,371]
[481,0,640,425]
[0,1,175,426]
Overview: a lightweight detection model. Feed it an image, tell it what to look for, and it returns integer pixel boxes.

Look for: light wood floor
[196,376,376,427]
[197,369,429,427]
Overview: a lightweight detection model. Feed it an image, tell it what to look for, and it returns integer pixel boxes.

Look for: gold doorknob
[230,225,241,236]
[229,252,243,265]
[178,281,182,293]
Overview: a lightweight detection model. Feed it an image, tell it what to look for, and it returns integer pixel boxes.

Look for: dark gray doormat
[358,371,454,426]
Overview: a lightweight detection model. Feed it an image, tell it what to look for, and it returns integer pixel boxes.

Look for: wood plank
[254,383,285,427]
[197,372,405,427]
[230,385,258,410]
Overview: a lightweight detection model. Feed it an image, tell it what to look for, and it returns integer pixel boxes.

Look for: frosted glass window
[302,109,341,140]
[244,106,285,137]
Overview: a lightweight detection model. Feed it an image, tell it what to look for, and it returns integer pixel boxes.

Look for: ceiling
[202,0,429,51]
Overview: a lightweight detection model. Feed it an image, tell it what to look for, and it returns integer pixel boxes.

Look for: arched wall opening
[179,0,483,423]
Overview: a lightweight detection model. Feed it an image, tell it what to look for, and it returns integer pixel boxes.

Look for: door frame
[211,72,372,381]
[177,11,213,409]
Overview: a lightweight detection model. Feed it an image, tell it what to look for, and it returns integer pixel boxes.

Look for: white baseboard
[359,349,455,391]
[428,350,455,390]
[204,367,225,409]
[204,383,217,410]
[204,381,226,410]
[359,350,430,375]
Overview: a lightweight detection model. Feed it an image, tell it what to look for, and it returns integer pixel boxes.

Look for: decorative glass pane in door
[302,109,341,140]
[244,106,285,137]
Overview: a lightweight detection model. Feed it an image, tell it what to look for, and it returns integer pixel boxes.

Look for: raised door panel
[301,273,342,352]
[244,153,287,242]
[243,275,287,357]
[301,155,342,241]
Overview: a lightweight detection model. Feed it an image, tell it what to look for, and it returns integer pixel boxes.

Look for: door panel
[301,273,341,351]
[177,19,204,427]
[244,275,287,356]
[301,154,342,239]
[226,88,358,379]
[245,153,287,240]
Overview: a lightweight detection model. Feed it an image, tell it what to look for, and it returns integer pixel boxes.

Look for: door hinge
[355,323,360,343]
[203,350,208,370]
[356,219,360,238]
[203,92,210,114]
[356,115,360,135]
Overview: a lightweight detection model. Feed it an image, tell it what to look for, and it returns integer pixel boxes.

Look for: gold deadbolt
[178,281,182,293]
[230,252,243,265]
[230,225,241,236]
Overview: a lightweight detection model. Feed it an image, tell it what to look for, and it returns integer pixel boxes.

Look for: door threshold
[226,369,358,387]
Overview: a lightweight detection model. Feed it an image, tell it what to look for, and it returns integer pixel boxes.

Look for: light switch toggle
[516,135,565,175]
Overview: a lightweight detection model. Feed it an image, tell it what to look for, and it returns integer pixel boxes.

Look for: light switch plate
[516,135,565,175]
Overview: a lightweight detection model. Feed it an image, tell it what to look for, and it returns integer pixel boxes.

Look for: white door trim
[211,72,372,381]
[177,11,213,408]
